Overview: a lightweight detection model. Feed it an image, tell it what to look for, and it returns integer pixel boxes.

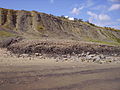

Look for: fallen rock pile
[9,51,119,64]
[7,40,120,56]
[0,36,24,48]
[0,39,120,64]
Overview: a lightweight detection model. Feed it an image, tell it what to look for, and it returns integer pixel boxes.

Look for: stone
[93,55,101,61]
[114,54,117,56]
[86,54,96,60]
[81,52,86,57]
[99,54,106,59]
[62,55,67,58]
[22,54,28,58]
[66,54,71,58]
[86,52,90,55]
[35,53,40,56]
[86,55,92,60]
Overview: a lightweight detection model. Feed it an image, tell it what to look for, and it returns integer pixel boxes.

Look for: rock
[21,54,28,58]
[86,54,96,60]
[62,55,67,58]
[0,36,24,48]
[35,53,40,56]
[114,54,117,56]
[0,80,4,84]
[66,54,71,58]
[64,58,68,61]
[86,52,90,55]
[81,52,86,57]
[93,55,101,61]
[99,54,106,59]
[86,55,92,60]
[78,54,82,57]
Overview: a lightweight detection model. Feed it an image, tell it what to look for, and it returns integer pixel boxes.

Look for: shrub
[86,21,96,26]
[37,25,44,31]
[104,27,120,32]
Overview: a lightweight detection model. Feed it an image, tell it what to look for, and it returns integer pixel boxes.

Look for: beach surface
[0,48,120,90]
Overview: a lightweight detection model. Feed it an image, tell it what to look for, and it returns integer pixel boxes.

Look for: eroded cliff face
[0,8,120,44]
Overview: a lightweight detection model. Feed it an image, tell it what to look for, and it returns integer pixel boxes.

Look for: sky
[0,0,120,29]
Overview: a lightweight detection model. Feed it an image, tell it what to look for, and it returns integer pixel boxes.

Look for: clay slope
[0,8,120,45]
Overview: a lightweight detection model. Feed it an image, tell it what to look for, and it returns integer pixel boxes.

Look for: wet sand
[0,48,120,90]
[0,62,120,90]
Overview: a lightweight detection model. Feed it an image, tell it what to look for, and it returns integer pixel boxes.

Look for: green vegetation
[91,39,120,45]
[104,27,120,32]
[116,38,120,43]
[3,24,11,29]
[85,21,96,26]
[0,31,15,37]
[59,15,69,21]
[31,10,38,13]
[86,37,120,45]
[37,25,45,31]
[103,30,120,43]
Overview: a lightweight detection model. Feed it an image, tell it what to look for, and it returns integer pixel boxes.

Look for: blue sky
[0,0,120,29]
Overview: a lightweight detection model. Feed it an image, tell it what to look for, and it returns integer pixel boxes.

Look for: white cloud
[87,11,111,22]
[91,5,107,10]
[98,14,111,21]
[112,25,120,29]
[87,11,119,29]
[80,0,94,9]
[109,4,120,11]
[50,0,54,3]
[71,0,94,15]
[87,11,98,22]
[87,11,97,19]
[117,19,120,21]
[96,22,120,29]
[71,7,83,15]
[71,8,80,15]
[86,0,94,7]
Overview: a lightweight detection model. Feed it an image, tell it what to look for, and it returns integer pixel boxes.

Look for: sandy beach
[0,48,120,90]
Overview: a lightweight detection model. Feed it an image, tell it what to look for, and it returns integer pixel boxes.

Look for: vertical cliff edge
[0,8,120,45]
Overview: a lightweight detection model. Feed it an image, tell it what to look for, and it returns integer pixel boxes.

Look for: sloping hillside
[0,8,120,45]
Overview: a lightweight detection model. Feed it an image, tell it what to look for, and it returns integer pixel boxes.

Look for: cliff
[0,8,120,45]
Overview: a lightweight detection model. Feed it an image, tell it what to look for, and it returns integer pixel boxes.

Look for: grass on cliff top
[88,39,120,46]
[0,31,15,37]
